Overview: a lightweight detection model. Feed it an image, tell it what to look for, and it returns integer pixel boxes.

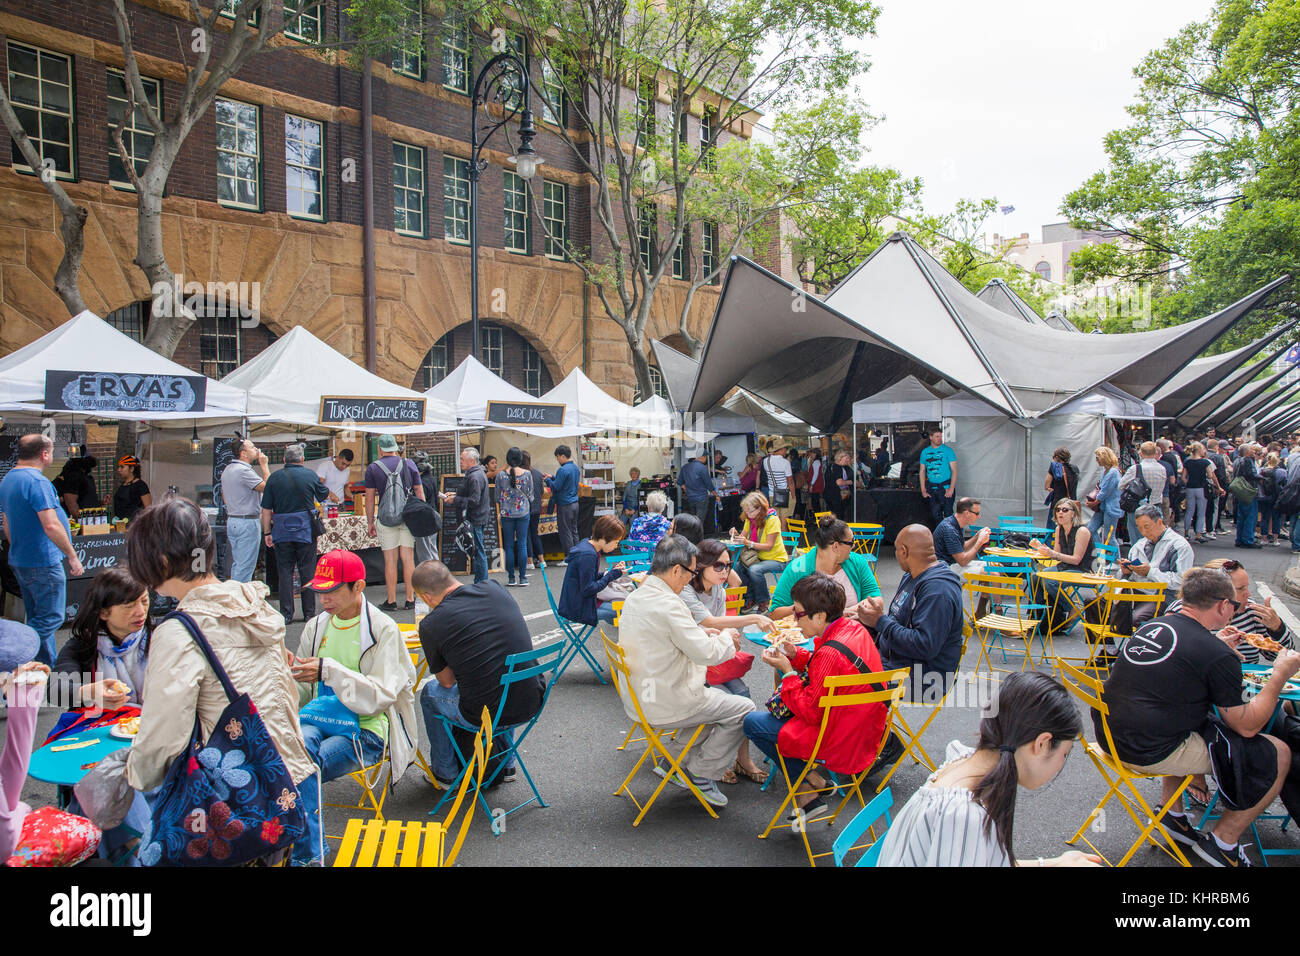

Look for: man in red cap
[285,549,417,865]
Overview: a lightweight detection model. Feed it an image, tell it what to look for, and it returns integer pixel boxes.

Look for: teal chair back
[833,787,893,867]
[999,516,1032,527]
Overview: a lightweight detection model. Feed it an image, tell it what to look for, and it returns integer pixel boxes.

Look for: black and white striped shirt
[1164,599,1294,665]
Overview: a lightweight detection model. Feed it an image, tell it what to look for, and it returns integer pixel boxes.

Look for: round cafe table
[1034,569,1111,646]
[28,726,132,787]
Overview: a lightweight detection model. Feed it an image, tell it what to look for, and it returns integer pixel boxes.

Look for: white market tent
[220,325,456,433]
[630,395,717,441]
[0,310,246,419]
[425,355,592,437]
[538,366,646,433]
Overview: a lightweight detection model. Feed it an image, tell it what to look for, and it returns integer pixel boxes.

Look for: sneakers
[653,765,728,807]
[789,796,828,824]
[501,766,517,783]
[1162,813,1198,847]
[1193,829,1252,867]
[506,578,519,587]
[517,578,529,587]
[556,560,568,567]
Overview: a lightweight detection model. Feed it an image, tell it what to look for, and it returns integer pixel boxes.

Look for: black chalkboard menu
[62,532,128,623]
[211,435,241,579]
[438,474,502,575]
[0,435,18,487]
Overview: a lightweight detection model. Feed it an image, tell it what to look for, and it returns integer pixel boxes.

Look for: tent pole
[852,425,858,521]
[1024,424,1032,517]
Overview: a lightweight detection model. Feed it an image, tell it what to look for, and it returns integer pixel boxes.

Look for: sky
[855,0,1217,244]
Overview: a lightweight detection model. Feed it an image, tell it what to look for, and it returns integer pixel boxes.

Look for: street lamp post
[468,52,542,363]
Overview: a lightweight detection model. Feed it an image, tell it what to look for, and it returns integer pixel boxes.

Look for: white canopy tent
[426,355,592,437]
[538,367,647,433]
[0,310,246,420]
[976,278,1079,333]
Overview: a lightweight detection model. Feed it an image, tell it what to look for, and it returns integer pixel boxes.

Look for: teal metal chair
[833,787,894,867]
[541,571,607,684]
[619,540,655,557]
[780,530,803,556]
[999,516,1033,527]
[982,555,1050,664]
[429,639,568,833]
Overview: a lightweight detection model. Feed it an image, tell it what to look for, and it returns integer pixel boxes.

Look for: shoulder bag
[765,638,870,719]
[138,611,307,867]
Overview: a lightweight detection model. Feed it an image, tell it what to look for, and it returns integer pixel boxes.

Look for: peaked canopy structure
[851,375,991,423]
[424,355,591,436]
[539,367,646,433]
[1177,344,1295,428]
[0,310,247,419]
[1195,362,1296,430]
[1148,323,1296,420]
[976,278,1078,333]
[222,325,455,433]
[687,233,1288,431]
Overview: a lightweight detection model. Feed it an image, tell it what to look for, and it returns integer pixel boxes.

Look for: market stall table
[28,726,131,787]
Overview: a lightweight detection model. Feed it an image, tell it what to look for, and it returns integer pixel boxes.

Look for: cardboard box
[79,524,113,536]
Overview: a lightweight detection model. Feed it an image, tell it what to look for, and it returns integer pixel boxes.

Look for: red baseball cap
[306,549,366,592]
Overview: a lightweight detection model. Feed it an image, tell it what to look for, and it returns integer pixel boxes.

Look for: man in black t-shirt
[1098,567,1298,866]
[412,560,544,786]
[932,497,990,570]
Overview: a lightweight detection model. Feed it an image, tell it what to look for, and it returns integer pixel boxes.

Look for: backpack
[376,457,411,527]
[499,472,531,518]
[1277,470,1300,516]
[1118,462,1151,514]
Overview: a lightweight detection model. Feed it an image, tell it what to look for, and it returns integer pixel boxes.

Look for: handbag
[738,546,763,569]
[310,508,327,538]
[1228,475,1259,503]
[764,638,868,720]
[138,610,307,867]
[706,651,755,686]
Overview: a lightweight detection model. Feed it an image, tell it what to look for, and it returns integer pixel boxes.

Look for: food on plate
[116,716,140,736]
[1244,634,1285,654]
[50,739,99,752]
[105,679,130,696]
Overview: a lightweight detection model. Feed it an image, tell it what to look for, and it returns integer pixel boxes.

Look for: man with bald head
[856,524,964,699]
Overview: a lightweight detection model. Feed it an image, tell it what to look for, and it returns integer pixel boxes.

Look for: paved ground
[16,525,1300,866]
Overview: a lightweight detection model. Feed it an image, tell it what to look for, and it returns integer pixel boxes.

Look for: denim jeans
[1292,514,1300,551]
[470,523,488,583]
[1088,510,1118,547]
[300,725,385,783]
[12,563,66,666]
[226,517,261,583]
[420,681,515,782]
[527,512,543,561]
[1236,498,1259,545]
[501,515,530,583]
[927,483,953,524]
[1182,487,1207,537]
[739,559,787,607]
[597,602,617,623]
[290,773,323,866]
[742,708,788,767]
[1260,500,1281,537]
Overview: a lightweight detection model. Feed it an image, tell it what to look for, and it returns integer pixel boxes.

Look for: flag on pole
[999,205,1015,215]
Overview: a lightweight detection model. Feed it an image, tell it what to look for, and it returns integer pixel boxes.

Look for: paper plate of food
[110,715,141,740]
[629,571,648,586]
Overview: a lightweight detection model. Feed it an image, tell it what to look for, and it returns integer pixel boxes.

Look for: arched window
[105,301,149,342]
[418,332,452,389]
[1034,261,1052,281]
[522,340,543,396]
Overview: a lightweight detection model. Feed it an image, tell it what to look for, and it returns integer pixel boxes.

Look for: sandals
[732,760,769,784]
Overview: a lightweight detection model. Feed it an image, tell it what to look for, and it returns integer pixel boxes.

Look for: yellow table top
[1034,570,1111,586]
[984,547,1045,559]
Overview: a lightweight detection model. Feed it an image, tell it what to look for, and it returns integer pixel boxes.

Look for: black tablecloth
[855,489,932,543]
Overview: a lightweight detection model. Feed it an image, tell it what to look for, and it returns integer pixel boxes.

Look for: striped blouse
[874,742,1010,867]
[1162,600,1294,665]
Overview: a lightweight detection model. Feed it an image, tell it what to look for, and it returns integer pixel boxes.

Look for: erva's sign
[45,370,207,413]
[319,396,426,425]
[485,401,566,427]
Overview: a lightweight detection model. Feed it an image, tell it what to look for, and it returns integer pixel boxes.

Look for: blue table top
[28,724,132,787]
[1242,662,1300,702]
[742,625,814,653]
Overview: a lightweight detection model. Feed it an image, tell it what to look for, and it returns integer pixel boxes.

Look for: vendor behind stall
[112,456,151,523]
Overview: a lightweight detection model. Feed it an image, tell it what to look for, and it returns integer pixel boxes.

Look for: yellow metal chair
[758,667,909,866]
[965,572,1044,674]
[1074,580,1168,679]
[1057,660,1192,867]
[812,511,833,526]
[725,586,746,616]
[332,707,492,867]
[847,522,884,557]
[604,619,683,755]
[785,518,810,549]
[875,629,972,792]
[600,626,719,826]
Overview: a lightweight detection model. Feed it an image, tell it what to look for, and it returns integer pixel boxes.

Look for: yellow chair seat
[333,818,444,867]
[975,613,1039,634]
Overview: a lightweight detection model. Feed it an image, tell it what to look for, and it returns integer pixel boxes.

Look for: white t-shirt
[764,455,793,498]
[311,459,351,500]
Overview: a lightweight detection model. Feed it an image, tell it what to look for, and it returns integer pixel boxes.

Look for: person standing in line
[805,449,825,516]
[311,448,355,504]
[262,443,331,623]
[220,437,271,583]
[545,445,581,565]
[522,450,546,571]
[440,447,490,584]
[918,426,958,525]
[1087,446,1122,546]
[1180,441,1220,544]
[762,440,794,529]
[497,447,534,587]
[0,434,84,664]
[1119,442,1168,545]
[363,435,427,607]
[1043,447,1078,531]
[1233,443,1261,549]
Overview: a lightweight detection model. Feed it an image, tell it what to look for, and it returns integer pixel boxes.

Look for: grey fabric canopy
[1242,381,1300,429]
[975,278,1070,331]
[1177,342,1295,427]
[1149,323,1296,420]
[1197,363,1295,429]
[688,231,1289,431]
[650,338,703,409]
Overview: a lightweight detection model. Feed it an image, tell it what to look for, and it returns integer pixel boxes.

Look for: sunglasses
[1055,506,1073,513]
[793,609,807,620]
[711,560,731,571]
[836,538,854,547]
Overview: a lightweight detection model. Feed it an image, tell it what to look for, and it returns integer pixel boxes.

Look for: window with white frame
[1035,261,1052,281]
[199,311,241,379]
[541,59,566,127]
[503,170,528,253]
[419,333,451,388]
[480,324,503,377]
[215,98,260,209]
[543,181,567,259]
[7,43,74,178]
[283,0,321,43]
[393,141,425,236]
[522,340,542,396]
[441,16,469,93]
[285,114,324,220]
[219,0,260,24]
[634,365,668,404]
[672,230,687,279]
[637,204,656,271]
[443,156,471,243]
[391,0,424,78]
[107,69,158,187]
[700,107,716,170]
[702,221,718,282]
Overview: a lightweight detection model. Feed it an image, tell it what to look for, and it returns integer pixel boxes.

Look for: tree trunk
[137,151,195,359]
[624,324,654,400]
[678,283,703,358]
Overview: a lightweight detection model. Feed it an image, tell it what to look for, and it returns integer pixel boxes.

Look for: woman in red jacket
[742,571,888,821]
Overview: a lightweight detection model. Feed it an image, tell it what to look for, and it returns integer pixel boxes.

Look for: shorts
[376,521,415,551]
[1126,732,1212,776]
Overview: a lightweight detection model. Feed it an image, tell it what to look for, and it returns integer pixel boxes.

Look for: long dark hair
[68,568,152,673]
[506,446,523,488]
[970,672,1080,864]
[690,538,728,593]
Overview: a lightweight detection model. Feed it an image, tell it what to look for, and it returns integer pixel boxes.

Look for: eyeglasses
[793,609,807,620]
[676,563,696,574]
[837,538,854,547]
[711,560,731,571]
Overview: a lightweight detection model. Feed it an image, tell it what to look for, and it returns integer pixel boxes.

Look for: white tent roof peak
[0,309,247,419]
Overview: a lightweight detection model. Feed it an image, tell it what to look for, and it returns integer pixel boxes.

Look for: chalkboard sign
[485,401,566,428]
[62,532,128,623]
[211,436,241,524]
[318,396,425,425]
[44,370,207,413]
[438,474,502,575]
[0,435,17,488]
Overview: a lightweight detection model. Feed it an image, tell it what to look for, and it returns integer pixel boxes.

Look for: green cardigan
[770,548,881,610]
